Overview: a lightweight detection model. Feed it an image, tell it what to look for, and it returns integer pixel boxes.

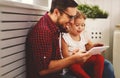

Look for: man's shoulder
[33,16,49,31]
[38,16,48,27]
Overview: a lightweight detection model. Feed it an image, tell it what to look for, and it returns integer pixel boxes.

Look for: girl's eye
[75,23,85,27]
[81,24,85,27]
[75,24,79,26]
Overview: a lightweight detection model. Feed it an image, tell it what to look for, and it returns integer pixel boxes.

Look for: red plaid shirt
[26,12,62,78]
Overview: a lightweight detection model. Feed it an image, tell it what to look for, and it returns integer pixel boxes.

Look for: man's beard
[58,25,68,33]
[56,20,68,33]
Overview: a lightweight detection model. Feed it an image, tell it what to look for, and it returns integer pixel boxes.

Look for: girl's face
[69,18,85,36]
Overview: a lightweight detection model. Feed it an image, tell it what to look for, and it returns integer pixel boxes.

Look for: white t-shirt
[62,31,89,54]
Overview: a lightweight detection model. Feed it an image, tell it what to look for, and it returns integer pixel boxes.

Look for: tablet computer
[87,46,109,55]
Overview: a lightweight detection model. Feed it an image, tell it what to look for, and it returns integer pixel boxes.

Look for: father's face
[57,7,77,32]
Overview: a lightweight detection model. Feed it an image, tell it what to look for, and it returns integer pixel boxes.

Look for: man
[26,0,90,78]
[26,0,115,78]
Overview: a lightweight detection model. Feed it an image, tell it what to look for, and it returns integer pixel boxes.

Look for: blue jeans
[62,59,115,78]
[103,59,115,78]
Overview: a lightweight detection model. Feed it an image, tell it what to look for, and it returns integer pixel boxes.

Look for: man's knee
[104,59,114,71]
[103,59,115,78]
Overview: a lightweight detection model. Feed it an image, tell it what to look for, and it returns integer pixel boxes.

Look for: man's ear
[53,8,61,17]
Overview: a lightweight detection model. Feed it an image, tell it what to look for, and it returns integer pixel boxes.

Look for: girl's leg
[69,63,90,78]
[93,55,104,78]
[84,54,104,78]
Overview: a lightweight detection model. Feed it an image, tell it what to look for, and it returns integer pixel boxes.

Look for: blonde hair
[75,10,86,20]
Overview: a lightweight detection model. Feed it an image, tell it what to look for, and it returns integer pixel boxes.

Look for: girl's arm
[61,37,74,58]
[61,37,79,58]
[85,40,104,51]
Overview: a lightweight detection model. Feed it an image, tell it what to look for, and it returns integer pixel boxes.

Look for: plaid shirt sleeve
[28,25,53,72]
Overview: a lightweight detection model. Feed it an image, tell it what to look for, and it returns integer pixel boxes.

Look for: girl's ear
[66,23,71,32]
[66,25,70,30]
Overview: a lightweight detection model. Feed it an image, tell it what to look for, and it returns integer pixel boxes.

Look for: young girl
[61,11,104,78]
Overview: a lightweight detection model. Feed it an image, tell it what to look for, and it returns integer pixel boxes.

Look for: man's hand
[74,51,92,63]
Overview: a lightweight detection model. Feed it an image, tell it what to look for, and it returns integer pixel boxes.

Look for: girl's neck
[69,33,81,41]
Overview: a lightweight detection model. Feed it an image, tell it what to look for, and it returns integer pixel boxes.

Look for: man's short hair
[50,0,78,13]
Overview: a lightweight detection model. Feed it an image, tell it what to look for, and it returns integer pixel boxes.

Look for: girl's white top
[62,31,89,54]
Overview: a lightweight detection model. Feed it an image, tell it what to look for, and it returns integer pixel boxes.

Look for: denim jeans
[103,59,115,78]
[62,59,115,78]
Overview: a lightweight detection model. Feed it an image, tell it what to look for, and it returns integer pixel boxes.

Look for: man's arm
[29,26,91,76]
[40,51,91,76]
[39,33,92,76]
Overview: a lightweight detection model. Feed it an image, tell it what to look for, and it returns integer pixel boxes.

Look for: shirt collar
[44,12,60,34]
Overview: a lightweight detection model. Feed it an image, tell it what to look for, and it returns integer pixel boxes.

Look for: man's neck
[48,12,57,23]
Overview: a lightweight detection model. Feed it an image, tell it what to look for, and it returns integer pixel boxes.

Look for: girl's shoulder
[62,33,71,39]
[62,33,72,44]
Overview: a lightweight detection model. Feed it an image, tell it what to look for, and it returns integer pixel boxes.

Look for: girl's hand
[93,43,106,54]
[93,43,104,47]
[72,49,79,55]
